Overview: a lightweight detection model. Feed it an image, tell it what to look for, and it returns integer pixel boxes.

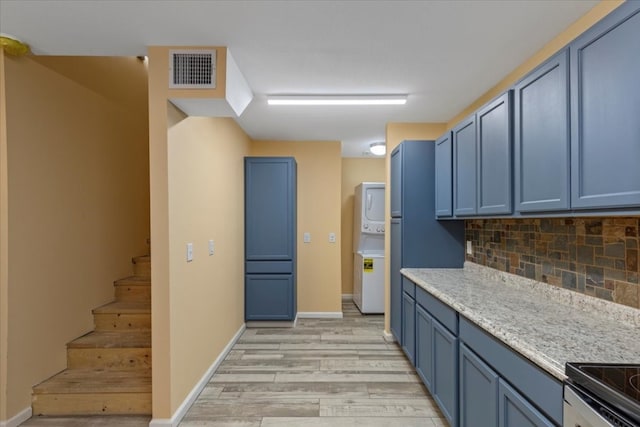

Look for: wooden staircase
[32,256,152,416]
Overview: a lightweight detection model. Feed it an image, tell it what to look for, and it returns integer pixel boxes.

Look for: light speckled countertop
[401,263,640,381]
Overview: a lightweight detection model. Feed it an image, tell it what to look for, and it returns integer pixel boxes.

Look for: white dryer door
[364,186,385,223]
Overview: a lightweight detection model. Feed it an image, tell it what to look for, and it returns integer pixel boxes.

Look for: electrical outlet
[466,240,473,255]
[208,239,214,256]
[303,232,311,243]
[187,243,194,262]
[329,232,336,243]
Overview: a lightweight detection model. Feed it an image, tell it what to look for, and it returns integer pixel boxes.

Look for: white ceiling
[0,0,600,157]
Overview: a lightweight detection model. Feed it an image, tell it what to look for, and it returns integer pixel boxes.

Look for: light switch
[466,240,473,255]
[187,243,194,262]
[303,232,311,243]
[329,232,336,243]
[208,240,214,256]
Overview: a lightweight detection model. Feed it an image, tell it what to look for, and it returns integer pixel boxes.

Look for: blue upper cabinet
[477,91,513,215]
[453,116,477,216]
[569,2,640,210]
[245,158,296,260]
[435,132,453,217]
[390,146,403,217]
[514,50,570,213]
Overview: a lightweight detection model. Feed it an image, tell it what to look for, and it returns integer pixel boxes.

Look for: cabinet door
[389,219,402,341]
[433,320,459,427]
[415,304,434,392]
[570,2,640,209]
[245,158,295,260]
[477,92,513,215]
[245,275,294,320]
[401,292,415,364]
[459,344,498,427]
[514,50,570,212]
[498,379,554,427]
[390,145,403,217]
[435,132,453,217]
[453,116,477,216]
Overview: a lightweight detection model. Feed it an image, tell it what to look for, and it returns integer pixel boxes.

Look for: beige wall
[148,46,250,418]
[447,0,624,129]
[340,158,385,296]
[1,55,149,419]
[251,141,342,313]
[384,123,447,333]
[0,49,9,423]
[168,116,249,412]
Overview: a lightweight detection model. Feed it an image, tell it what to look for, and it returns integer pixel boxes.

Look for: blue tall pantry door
[245,157,297,321]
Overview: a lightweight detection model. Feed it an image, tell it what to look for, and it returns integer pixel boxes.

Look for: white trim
[246,319,296,328]
[148,323,246,427]
[0,406,31,427]
[383,330,396,342]
[296,312,343,319]
[341,293,353,301]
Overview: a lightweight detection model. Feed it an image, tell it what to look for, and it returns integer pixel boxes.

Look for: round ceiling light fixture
[369,142,386,156]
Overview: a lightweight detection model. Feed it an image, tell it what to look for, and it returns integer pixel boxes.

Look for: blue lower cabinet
[390,219,402,342]
[415,305,434,392]
[401,291,416,364]
[498,379,555,427]
[409,286,560,427]
[245,275,293,320]
[433,321,459,427]
[459,343,499,427]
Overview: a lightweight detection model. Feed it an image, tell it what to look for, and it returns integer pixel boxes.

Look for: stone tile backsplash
[465,217,640,309]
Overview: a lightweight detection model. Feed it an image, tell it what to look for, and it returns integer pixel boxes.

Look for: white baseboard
[246,319,296,328]
[341,293,353,301]
[383,330,396,342]
[0,407,31,427]
[148,323,246,427]
[296,311,343,319]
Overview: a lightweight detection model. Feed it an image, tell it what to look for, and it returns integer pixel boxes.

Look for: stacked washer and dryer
[352,182,385,313]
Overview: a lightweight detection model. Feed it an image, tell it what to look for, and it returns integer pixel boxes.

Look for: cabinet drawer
[416,287,458,334]
[402,277,416,298]
[459,317,562,425]
[246,261,293,274]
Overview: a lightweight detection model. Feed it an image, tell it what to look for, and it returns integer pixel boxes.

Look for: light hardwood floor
[180,301,446,427]
[22,301,445,426]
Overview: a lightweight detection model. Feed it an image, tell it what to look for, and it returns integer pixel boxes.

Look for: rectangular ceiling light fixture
[267,95,407,106]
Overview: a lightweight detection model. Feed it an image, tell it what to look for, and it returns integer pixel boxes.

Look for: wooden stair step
[115,276,151,302]
[68,331,150,349]
[93,301,150,315]
[115,276,150,287]
[68,347,151,370]
[32,369,151,416]
[94,314,150,332]
[33,368,151,393]
[93,301,150,331]
[67,331,150,369]
[132,256,150,278]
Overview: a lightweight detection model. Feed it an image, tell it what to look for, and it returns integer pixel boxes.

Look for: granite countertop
[401,263,640,381]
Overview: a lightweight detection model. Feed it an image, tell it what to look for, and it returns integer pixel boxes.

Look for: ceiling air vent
[169,50,216,89]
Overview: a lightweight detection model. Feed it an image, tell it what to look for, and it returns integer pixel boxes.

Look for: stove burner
[631,374,640,394]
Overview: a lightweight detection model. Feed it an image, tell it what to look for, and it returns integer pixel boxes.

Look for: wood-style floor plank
[259,417,441,427]
[181,301,446,426]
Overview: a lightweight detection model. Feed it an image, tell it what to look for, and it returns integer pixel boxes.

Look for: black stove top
[566,363,640,425]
